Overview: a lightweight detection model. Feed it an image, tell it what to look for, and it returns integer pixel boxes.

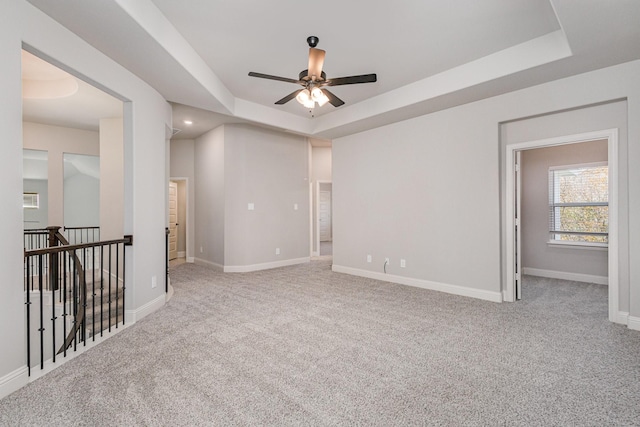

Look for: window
[23,192,40,209]
[548,162,608,246]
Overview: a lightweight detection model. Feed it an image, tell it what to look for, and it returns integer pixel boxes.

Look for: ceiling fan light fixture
[296,88,311,105]
[312,88,330,107]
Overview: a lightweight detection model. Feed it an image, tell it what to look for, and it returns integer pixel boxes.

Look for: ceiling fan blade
[248,72,301,85]
[275,90,303,105]
[322,89,345,107]
[307,48,326,81]
[326,74,377,86]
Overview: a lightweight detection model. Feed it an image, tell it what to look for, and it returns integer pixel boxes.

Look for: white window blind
[548,162,608,245]
[23,193,39,209]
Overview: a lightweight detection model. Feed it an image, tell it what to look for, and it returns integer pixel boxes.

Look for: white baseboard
[224,257,310,273]
[628,315,640,331]
[194,257,224,271]
[614,311,629,325]
[166,284,174,302]
[312,251,319,257]
[186,256,195,263]
[178,251,186,258]
[331,265,503,303]
[0,366,28,400]
[125,292,165,323]
[523,267,608,285]
[2,321,130,398]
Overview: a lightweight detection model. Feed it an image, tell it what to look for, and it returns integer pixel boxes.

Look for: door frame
[168,181,178,260]
[169,177,190,261]
[504,129,619,323]
[315,180,332,256]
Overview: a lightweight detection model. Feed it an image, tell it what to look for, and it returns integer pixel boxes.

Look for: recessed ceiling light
[183,120,193,125]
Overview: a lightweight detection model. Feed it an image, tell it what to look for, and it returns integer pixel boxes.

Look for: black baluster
[115,243,119,328]
[26,257,32,376]
[38,254,44,370]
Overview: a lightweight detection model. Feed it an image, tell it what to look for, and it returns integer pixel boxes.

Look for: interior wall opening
[505,129,619,322]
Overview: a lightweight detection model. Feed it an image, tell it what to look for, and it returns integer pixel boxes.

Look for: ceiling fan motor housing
[300,70,326,82]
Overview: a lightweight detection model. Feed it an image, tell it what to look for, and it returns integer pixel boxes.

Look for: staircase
[81,269,125,340]
[24,226,131,373]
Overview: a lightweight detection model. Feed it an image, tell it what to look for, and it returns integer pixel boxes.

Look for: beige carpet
[1,259,639,426]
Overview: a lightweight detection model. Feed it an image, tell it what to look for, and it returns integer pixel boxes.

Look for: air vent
[172,128,182,136]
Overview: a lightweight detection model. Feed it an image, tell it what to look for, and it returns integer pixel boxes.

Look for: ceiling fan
[248,36,377,109]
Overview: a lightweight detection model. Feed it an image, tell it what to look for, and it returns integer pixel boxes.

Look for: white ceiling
[22,50,123,132]
[24,0,640,140]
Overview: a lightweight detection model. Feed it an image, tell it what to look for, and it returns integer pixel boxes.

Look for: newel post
[47,226,61,291]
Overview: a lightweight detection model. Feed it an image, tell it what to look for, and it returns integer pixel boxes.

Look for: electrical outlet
[151,276,157,288]
[294,203,298,210]
[367,254,372,263]
[276,248,280,255]
[248,203,255,211]
[400,259,406,268]
[200,246,203,253]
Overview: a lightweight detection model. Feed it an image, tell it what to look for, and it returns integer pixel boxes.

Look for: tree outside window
[548,162,608,245]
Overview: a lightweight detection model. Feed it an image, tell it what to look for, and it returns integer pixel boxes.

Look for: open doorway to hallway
[169,178,188,265]
[319,182,333,256]
[310,139,332,258]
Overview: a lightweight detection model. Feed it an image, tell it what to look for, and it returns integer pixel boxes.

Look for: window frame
[23,192,40,209]
[548,161,608,248]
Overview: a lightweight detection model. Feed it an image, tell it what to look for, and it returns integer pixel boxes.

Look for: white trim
[27,321,130,383]
[186,256,195,263]
[312,251,319,257]
[627,316,640,331]
[194,257,224,271]
[125,293,165,323]
[332,265,503,303]
[546,241,608,250]
[523,267,608,285]
[224,257,310,273]
[505,128,620,324]
[548,160,608,171]
[0,366,28,399]
[616,311,629,325]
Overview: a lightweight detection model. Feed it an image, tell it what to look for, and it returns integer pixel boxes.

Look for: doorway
[169,178,188,264]
[505,129,619,322]
[315,181,332,256]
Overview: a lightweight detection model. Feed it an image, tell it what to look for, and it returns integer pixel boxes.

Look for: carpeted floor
[1,259,639,426]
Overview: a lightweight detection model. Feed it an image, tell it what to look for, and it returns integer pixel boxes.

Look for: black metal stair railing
[23,226,132,375]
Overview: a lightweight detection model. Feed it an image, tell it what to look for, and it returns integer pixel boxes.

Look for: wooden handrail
[25,237,131,257]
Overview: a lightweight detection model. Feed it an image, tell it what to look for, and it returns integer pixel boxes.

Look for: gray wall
[23,122,99,227]
[23,179,48,229]
[195,127,225,266]
[170,139,195,261]
[192,124,309,269]
[333,105,502,297]
[334,62,638,319]
[521,140,608,279]
[64,173,99,227]
[224,124,309,267]
[501,100,629,310]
